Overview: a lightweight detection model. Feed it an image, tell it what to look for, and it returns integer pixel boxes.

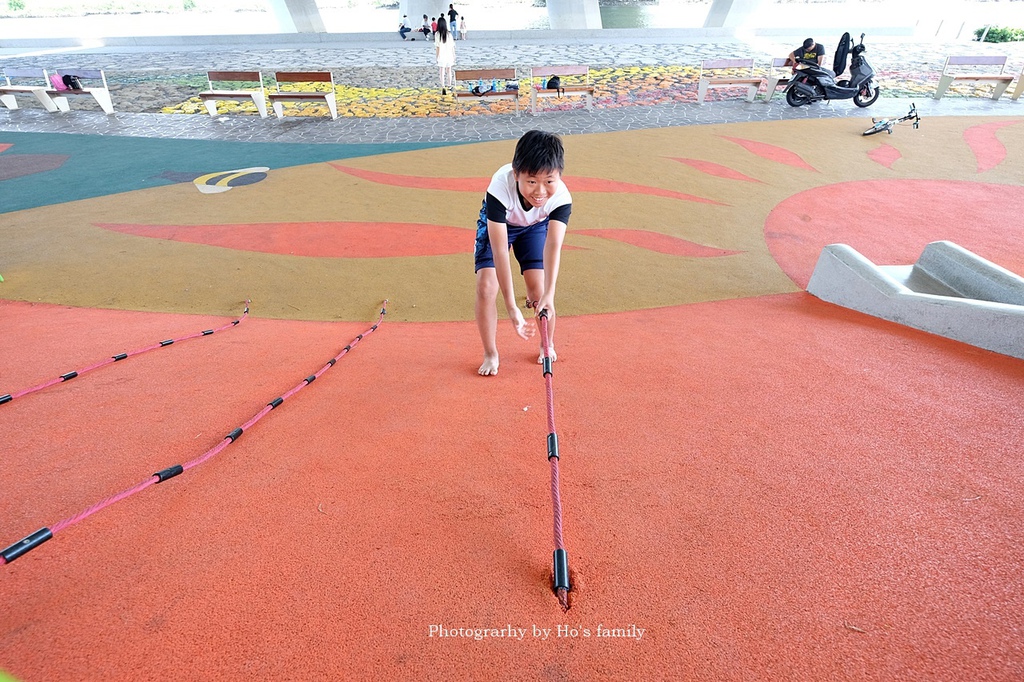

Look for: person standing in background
[435,16,456,95]
[459,15,467,40]
[447,4,459,39]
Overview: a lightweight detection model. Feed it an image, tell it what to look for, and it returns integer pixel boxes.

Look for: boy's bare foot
[537,347,557,364]
[478,354,500,376]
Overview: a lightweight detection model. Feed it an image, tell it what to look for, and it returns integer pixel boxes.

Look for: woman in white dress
[435,17,456,95]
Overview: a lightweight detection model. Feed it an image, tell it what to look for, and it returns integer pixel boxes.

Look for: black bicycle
[862,103,920,136]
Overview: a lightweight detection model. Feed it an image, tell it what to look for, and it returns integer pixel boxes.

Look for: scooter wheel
[785,86,810,107]
[854,84,880,107]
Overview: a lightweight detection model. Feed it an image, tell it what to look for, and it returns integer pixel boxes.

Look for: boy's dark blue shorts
[474,200,549,273]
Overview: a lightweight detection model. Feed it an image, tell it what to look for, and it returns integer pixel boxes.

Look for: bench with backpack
[45,69,115,114]
[529,65,594,115]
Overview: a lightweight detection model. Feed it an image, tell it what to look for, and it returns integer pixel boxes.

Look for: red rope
[2,301,388,565]
[550,459,565,551]
[539,314,566,552]
[539,313,571,610]
[1,301,250,405]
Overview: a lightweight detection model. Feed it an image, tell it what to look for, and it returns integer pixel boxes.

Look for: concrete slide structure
[807,241,1024,360]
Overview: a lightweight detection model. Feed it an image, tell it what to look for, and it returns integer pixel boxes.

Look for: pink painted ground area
[720,136,818,172]
[574,229,742,257]
[331,164,725,205]
[765,179,1024,287]
[867,143,902,169]
[963,120,1022,173]
[669,157,763,182]
[96,221,475,257]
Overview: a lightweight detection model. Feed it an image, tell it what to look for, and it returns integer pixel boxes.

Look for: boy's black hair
[512,130,565,175]
[803,37,815,50]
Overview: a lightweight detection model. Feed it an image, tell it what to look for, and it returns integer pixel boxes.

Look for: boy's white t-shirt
[486,163,572,228]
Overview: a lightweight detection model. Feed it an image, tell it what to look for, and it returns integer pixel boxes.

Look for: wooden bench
[933,56,1014,100]
[697,58,764,104]
[198,71,268,118]
[0,67,59,112]
[764,57,793,103]
[267,71,338,120]
[529,65,594,115]
[454,68,521,115]
[45,69,114,114]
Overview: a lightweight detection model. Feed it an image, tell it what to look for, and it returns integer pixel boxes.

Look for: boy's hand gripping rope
[0,300,251,407]
[539,309,571,611]
[0,301,388,566]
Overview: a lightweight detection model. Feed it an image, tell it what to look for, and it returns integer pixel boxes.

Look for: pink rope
[50,477,160,534]
[1,301,388,566]
[3,301,251,403]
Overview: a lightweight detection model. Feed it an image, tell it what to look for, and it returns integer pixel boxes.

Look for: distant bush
[8,0,26,10]
[975,25,1024,42]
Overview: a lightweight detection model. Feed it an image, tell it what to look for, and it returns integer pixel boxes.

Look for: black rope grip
[154,465,184,482]
[542,357,552,377]
[2,528,53,564]
[226,428,243,442]
[0,394,12,405]
[553,549,570,592]
[202,330,214,336]
[547,433,559,461]
[305,375,316,384]
[112,353,128,361]
[268,397,283,409]
[159,340,173,347]
[60,371,78,381]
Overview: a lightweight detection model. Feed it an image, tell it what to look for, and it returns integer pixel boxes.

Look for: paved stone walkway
[1,33,1022,144]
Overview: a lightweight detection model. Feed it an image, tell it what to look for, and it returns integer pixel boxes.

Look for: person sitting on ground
[474,130,572,376]
[399,15,411,40]
[786,37,825,71]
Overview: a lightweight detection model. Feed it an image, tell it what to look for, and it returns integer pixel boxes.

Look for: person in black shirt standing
[448,4,459,39]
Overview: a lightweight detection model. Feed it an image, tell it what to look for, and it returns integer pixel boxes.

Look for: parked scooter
[784,32,880,108]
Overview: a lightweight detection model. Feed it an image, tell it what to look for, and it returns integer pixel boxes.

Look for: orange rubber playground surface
[1,117,1023,680]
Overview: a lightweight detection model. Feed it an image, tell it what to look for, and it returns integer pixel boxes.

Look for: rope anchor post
[538,309,571,611]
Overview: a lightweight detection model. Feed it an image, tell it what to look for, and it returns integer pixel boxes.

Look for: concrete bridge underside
[268,0,769,32]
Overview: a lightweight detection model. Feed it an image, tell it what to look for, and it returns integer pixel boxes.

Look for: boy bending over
[474,130,572,376]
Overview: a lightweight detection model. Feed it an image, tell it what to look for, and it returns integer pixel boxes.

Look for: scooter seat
[796,62,837,79]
